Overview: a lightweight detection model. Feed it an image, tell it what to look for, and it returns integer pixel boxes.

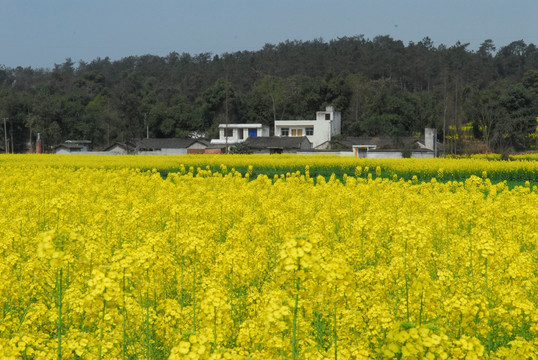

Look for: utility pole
[3,118,7,154]
[10,118,14,153]
[144,113,149,139]
[225,82,229,153]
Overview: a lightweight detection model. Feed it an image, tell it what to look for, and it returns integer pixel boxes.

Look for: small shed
[54,140,92,154]
[103,142,134,155]
[54,143,85,154]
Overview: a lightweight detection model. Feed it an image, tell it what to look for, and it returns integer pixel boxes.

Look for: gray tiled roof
[134,138,202,150]
[245,136,311,149]
[54,143,84,150]
[336,136,420,148]
[103,142,135,152]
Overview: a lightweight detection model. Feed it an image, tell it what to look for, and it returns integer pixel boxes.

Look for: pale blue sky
[1,0,536,69]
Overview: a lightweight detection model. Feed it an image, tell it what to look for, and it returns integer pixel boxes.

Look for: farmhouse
[210,124,270,145]
[133,138,209,155]
[54,140,92,154]
[244,136,312,154]
[341,128,439,158]
[103,142,134,155]
[274,106,341,149]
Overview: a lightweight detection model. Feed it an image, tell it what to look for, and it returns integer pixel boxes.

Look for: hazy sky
[1,0,537,69]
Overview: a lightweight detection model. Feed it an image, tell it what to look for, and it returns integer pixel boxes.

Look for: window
[281,128,289,136]
[248,128,258,137]
[224,128,233,137]
[291,129,303,137]
[325,113,331,120]
[238,129,244,139]
[306,127,314,136]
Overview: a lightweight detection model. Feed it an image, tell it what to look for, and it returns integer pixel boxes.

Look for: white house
[103,142,134,155]
[134,138,208,155]
[54,140,91,154]
[210,124,270,145]
[360,148,435,159]
[274,106,341,149]
[350,128,438,158]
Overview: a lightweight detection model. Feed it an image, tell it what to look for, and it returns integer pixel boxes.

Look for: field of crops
[1,154,537,182]
[1,155,537,359]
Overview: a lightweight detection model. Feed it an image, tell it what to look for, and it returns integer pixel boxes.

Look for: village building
[274,106,341,149]
[243,136,312,154]
[101,142,135,155]
[133,138,209,155]
[341,128,439,158]
[210,124,270,145]
[54,140,92,154]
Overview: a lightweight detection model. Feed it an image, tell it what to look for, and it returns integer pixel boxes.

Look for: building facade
[134,138,208,155]
[210,124,270,145]
[274,106,341,149]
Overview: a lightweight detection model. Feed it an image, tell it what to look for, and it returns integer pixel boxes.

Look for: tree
[496,40,528,79]
[343,73,372,135]
[464,87,503,152]
[495,84,536,150]
[359,80,418,136]
[0,35,537,153]
[199,78,238,137]
[256,76,288,124]
[229,142,253,154]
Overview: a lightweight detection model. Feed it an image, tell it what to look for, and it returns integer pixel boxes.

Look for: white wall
[138,149,188,155]
[424,128,437,156]
[296,151,354,156]
[275,106,341,148]
[411,151,435,158]
[365,151,434,159]
[216,124,269,144]
[56,148,84,154]
[106,145,129,154]
[189,142,207,150]
[367,151,404,159]
[219,127,244,141]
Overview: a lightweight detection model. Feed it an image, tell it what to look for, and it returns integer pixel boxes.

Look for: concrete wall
[275,106,342,148]
[218,127,243,142]
[317,106,341,138]
[217,125,269,143]
[296,151,354,156]
[365,151,434,159]
[367,151,404,159]
[189,142,207,149]
[56,148,82,154]
[411,151,435,158]
[106,145,129,155]
[138,149,188,155]
[259,127,270,137]
[425,128,437,156]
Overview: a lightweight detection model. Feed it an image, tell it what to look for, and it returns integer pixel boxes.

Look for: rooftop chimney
[425,128,437,156]
[36,133,43,154]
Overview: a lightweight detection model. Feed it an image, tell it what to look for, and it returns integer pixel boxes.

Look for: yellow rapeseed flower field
[0,154,537,359]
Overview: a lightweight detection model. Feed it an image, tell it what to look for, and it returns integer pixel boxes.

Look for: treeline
[0,35,537,153]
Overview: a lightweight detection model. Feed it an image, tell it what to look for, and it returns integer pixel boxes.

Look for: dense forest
[0,35,537,153]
